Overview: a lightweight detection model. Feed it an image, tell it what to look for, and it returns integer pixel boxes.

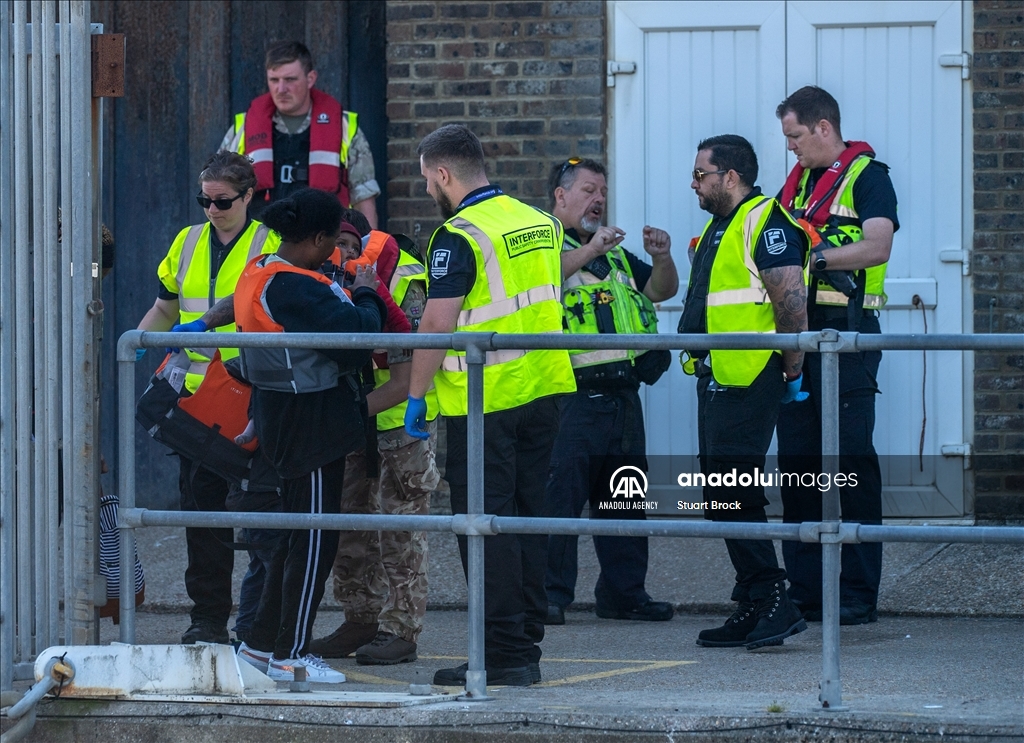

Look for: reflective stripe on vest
[427,195,576,416]
[696,196,792,388]
[166,221,279,393]
[792,156,888,309]
[234,254,347,394]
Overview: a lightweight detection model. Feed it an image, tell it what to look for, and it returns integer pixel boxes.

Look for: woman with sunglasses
[136,151,280,646]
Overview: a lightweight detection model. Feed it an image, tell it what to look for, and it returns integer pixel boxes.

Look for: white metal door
[609,1,968,516]
[610,1,788,504]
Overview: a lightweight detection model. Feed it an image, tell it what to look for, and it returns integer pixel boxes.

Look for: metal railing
[110,328,1024,709]
[0,0,103,690]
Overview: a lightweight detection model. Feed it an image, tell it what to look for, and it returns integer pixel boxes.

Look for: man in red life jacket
[775,86,899,627]
[221,41,380,227]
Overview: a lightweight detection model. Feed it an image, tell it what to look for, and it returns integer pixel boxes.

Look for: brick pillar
[384,1,605,242]
[972,1,1024,520]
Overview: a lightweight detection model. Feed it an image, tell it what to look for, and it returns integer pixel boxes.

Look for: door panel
[610,1,967,516]
[788,0,965,515]
[612,2,786,496]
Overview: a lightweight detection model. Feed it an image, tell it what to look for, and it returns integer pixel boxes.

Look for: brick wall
[972,0,1024,521]
[383,0,605,242]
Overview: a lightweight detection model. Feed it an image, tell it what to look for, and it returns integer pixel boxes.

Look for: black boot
[696,602,756,647]
[745,581,807,650]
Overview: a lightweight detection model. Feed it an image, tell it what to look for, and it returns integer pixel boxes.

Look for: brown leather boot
[307,621,379,658]
[355,632,418,665]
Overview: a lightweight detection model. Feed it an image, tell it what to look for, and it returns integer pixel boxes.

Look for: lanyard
[457,186,503,211]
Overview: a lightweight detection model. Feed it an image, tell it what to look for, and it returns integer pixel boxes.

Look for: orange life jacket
[234,255,352,393]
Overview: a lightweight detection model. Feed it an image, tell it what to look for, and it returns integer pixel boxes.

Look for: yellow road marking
[420,655,695,665]
[415,655,698,688]
[342,669,407,686]
[534,660,696,688]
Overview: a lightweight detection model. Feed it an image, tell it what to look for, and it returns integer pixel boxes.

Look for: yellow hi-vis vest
[791,155,888,309]
[374,250,440,431]
[427,195,576,416]
[694,196,802,388]
[157,221,279,393]
[561,235,660,369]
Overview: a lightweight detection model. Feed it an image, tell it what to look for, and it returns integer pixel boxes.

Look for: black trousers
[697,358,788,602]
[544,387,651,612]
[178,457,233,626]
[777,311,883,610]
[248,456,345,660]
[446,395,561,669]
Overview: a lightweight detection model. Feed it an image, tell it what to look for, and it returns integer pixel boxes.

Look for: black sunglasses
[692,168,729,183]
[556,157,582,183]
[196,191,246,210]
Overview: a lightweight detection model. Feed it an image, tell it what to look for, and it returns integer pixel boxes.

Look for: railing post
[0,0,15,692]
[818,330,845,710]
[117,332,142,643]
[461,339,492,701]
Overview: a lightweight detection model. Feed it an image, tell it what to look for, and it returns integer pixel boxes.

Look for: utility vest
[786,155,888,309]
[561,235,660,376]
[427,195,576,416]
[374,250,440,431]
[690,197,802,388]
[234,255,352,394]
[234,90,358,207]
[157,221,279,393]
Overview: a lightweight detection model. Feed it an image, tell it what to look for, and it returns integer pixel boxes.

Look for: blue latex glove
[135,348,147,362]
[167,318,207,353]
[404,396,430,440]
[781,373,810,404]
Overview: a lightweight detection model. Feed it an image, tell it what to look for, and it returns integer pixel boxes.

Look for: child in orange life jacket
[232,187,386,684]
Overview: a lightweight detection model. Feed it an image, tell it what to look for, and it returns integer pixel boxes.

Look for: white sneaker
[267,654,346,684]
[237,642,272,674]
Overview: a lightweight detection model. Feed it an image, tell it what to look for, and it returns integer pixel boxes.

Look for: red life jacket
[244,89,350,207]
[780,141,874,229]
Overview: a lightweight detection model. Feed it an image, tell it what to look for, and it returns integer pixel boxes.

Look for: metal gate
[0,0,106,689]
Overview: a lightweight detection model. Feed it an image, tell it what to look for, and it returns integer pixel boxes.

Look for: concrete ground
[5,524,1023,742]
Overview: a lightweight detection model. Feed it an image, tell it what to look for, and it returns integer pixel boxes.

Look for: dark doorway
[94,0,388,507]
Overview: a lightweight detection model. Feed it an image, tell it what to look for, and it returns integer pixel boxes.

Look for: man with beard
[542,159,677,626]
[405,124,575,687]
[678,135,811,649]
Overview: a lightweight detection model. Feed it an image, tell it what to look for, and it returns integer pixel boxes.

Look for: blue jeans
[232,521,284,642]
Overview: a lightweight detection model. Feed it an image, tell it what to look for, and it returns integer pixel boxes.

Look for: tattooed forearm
[761,265,807,377]
[200,294,236,330]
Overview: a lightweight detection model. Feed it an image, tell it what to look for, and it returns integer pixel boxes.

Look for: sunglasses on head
[692,168,730,183]
[556,157,582,183]
[196,191,246,210]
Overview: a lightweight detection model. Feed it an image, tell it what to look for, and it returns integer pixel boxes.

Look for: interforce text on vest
[675,469,860,493]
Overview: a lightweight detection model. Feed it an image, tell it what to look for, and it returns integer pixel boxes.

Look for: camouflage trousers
[332,420,440,642]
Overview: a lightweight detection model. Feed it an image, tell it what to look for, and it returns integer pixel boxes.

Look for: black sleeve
[621,249,654,294]
[426,228,476,299]
[158,283,178,301]
[753,206,809,271]
[263,274,386,365]
[852,161,900,233]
